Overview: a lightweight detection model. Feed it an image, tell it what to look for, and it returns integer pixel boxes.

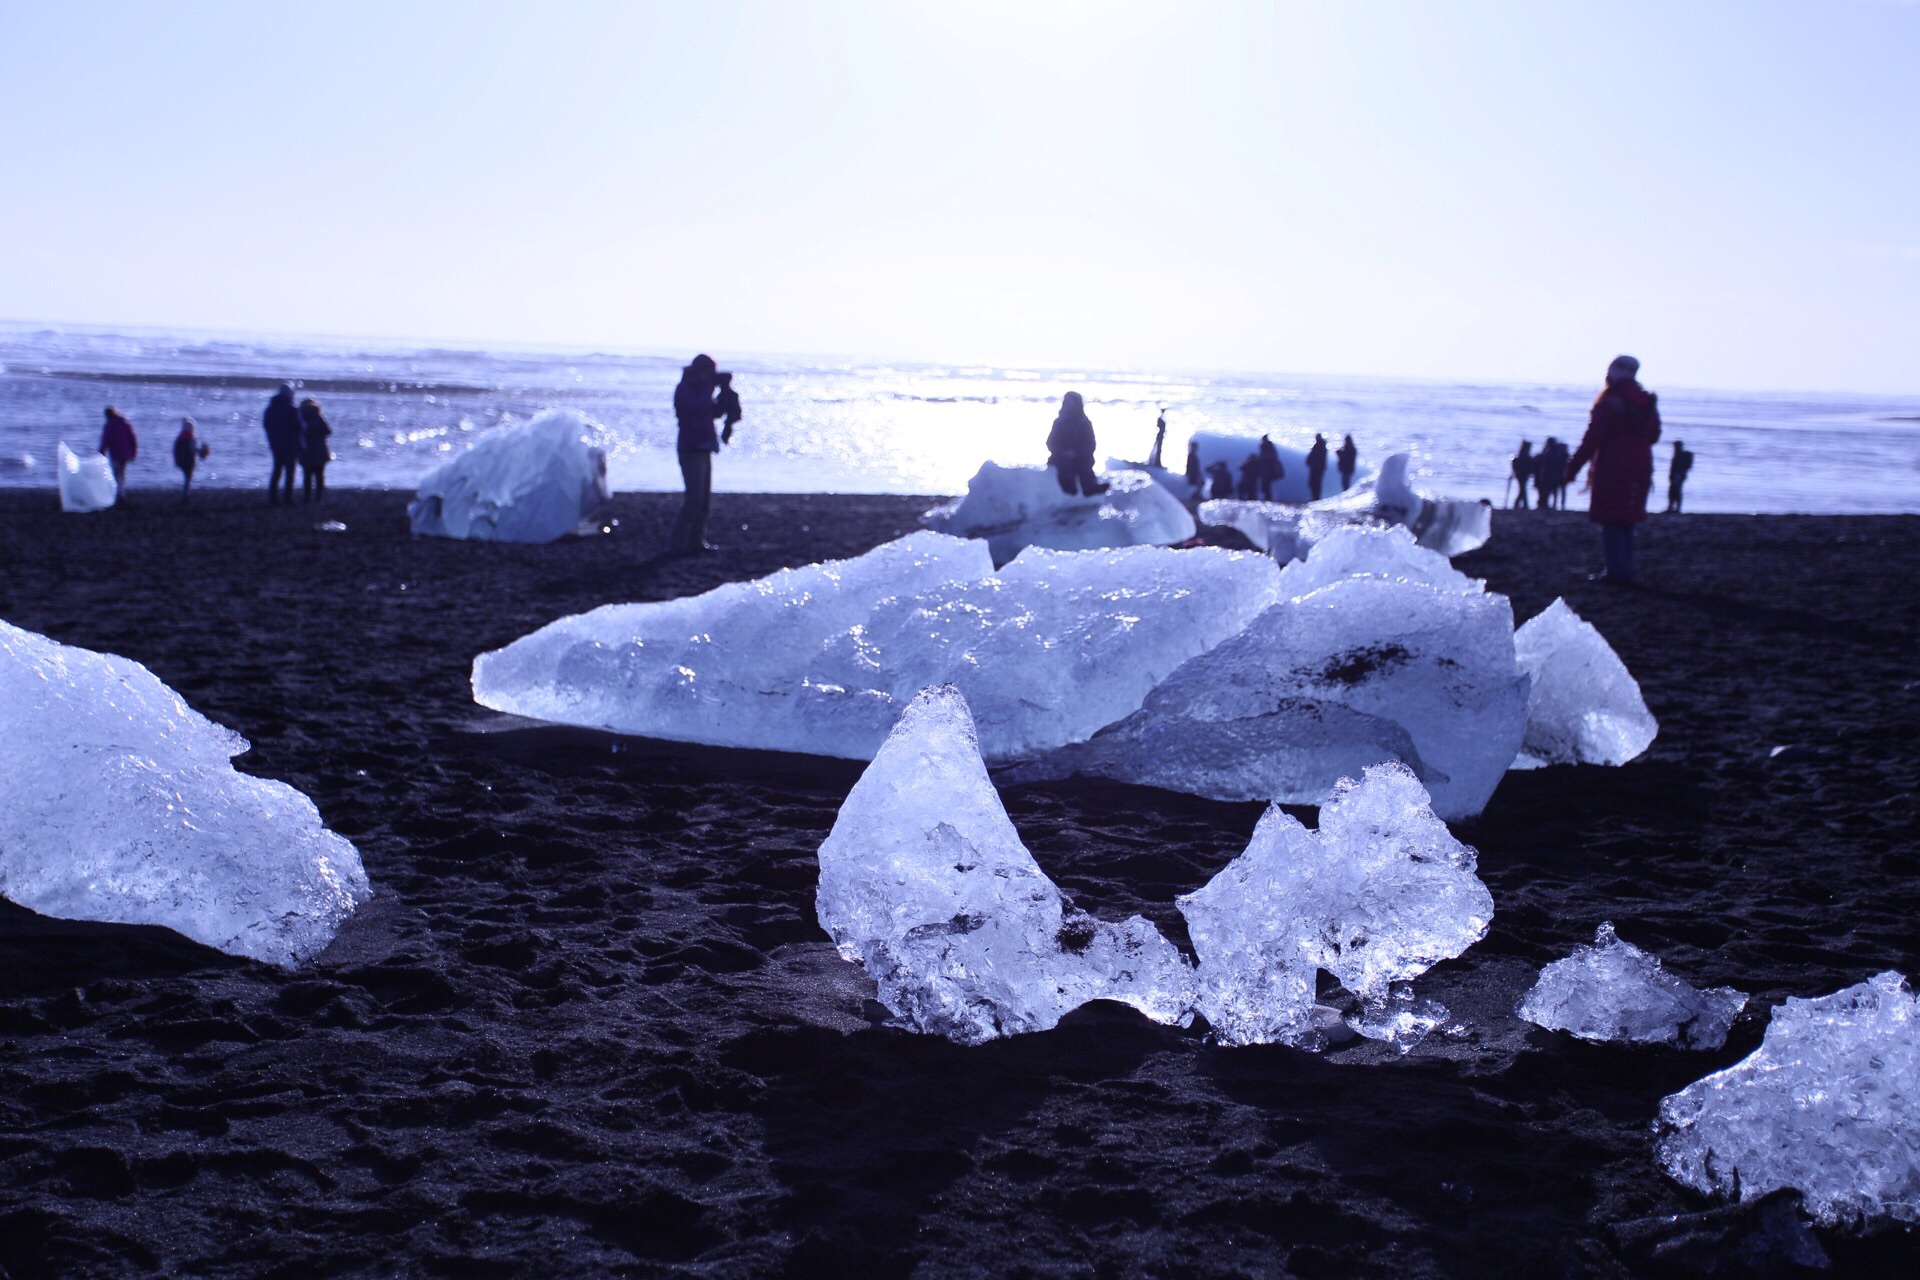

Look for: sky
[2,0,1916,392]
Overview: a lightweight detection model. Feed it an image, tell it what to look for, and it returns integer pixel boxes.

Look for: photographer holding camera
[668,353,738,554]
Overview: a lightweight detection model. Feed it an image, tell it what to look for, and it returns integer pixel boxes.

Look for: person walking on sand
[173,417,209,502]
[669,354,727,553]
[1566,355,1662,585]
[298,397,333,504]
[1257,435,1284,500]
[1667,440,1694,514]
[1336,434,1357,492]
[99,407,137,499]
[1147,408,1168,469]
[1046,392,1108,496]
[1305,433,1329,501]
[1510,440,1536,509]
[263,383,302,505]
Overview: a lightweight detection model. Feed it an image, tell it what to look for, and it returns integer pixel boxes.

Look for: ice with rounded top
[408,408,611,542]
[56,441,117,512]
[1177,763,1493,1049]
[1518,922,1746,1049]
[1511,598,1658,769]
[0,620,369,967]
[815,685,1194,1044]
[1657,971,1920,1227]
[922,462,1196,563]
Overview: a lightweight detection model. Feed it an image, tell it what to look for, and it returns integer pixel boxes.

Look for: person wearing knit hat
[1565,355,1661,583]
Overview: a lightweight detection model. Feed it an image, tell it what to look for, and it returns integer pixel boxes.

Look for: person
[1205,459,1234,500]
[669,354,727,553]
[1045,391,1108,496]
[298,397,333,504]
[1147,408,1168,469]
[1336,434,1357,491]
[1667,440,1694,513]
[1184,439,1202,500]
[1237,453,1261,500]
[1257,435,1284,500]
[1510,440,1536,509]
[715,372,743,445]
[263,383,303,505]
[1535,436,1567,510]
[99,407,137,499]
[1566,355,1662,584]
[1305,433,1329,501]
[172,417,210,502]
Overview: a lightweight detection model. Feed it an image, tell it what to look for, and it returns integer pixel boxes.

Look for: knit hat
[1607,355,1641,383]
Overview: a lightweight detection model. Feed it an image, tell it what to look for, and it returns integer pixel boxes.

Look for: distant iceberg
[56,441,117,512]
[922,463,1195,563]
[1518,923,1746,1049]
[408,409,611,542]
[0,620,369,966]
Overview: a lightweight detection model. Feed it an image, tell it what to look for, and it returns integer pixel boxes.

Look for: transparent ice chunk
[922,462,1196,563]
[1511,599,1658,769]
[56,441,117,512]
[1273,524,1484,600]
[408,408,611,542]
[1518,923,1747,1049]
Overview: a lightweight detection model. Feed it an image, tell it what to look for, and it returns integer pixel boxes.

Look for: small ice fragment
[814,686,1193,1044]
[1511,599,1657,768]
[1177,763,1493,1048]
[1656,971,1920,1227]
[1518,923,1747,1049]
[317,520,348,532]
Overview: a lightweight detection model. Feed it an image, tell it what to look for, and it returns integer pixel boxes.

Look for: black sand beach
[2,489,1917,1278]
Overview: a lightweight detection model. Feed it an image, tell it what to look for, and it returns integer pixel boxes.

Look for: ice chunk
[922,463,1195,564]
[1196,498,1288,551]
[407,408,611,542]
[1518,923,1747,1049]
[0,621,369,966]
[1009,575,1530,820]
[56,441,117,512]
[1177,763,1493,1048]
[815,686,1193,1044]
[1656,971,1920,1227]
[1257,453,1492,562]
[1274,524,1483,599]
[1512,599,1658,769]
[1180,432,1369,505]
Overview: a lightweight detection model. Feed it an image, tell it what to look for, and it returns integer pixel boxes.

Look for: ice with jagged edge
[0,620,369,966]
[922,462,1196,563]
[1657,971,1920,1227]
[1223,453,1491,563]
[475,534,1280,763]
[408,408,612,542]
[56,441,117,512]
[1511,599,1658,769]
[1518,923,1747,1049]
[1007,551,1529,820]
[1178,763,1492,1049]
[815,685,1193,1044]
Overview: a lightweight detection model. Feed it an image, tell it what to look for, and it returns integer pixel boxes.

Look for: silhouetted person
[716,372,743,445]
[1510,439,1536,509]
[1535,436,1568,510]
[1305,433,1329,501]
[1046,391,1108,496]
[1667,440,1694,513]
[298,398,333,504]
[1184,440,1202,499]
[1566,355,1661,584]
[1205,459,1234,500]
[1147,408,1167,469]
[669,354,726,553]
[173,417,209,502]
[1237,453,1261,500]
[263,383,302,505]
[99,407,137,499]
[1257,435,1284,500]
[1336,434,1357,491]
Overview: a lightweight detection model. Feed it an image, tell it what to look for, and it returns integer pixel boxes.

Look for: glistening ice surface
[921,463,1195,562]
[1511,599,1659,769]
[814,686,1193,1044]
[0,620,369,966]
[1656,971,1920,1227]
[408,409,612,543]
[1517,923,1746,1050]
[1177,764,1493,1049]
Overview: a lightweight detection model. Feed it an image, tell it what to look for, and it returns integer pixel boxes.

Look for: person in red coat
[98,407,138,499]
[1565,354,1661,584]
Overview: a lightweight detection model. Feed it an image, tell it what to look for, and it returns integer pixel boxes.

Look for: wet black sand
[1,489,1917,1278]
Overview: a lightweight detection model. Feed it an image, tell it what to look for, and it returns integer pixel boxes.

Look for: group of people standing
[87,383,335,504]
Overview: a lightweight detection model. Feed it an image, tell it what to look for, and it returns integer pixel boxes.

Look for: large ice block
[56,441,117,512]
[1178,763,1493,1048]
[1511,599,1658,769]
[922,463,1195,563]
[815,686,1193,1044]
[0,620,369,966]
[1657,971,1920,1226]
[1273,524,1484,599]
[407,408,611,542]
[1255,453,1492,562]
[1007,574,1531,820]
[1518,923,1746,1049]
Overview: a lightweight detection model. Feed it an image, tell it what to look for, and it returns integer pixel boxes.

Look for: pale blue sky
[2,1,1916,391]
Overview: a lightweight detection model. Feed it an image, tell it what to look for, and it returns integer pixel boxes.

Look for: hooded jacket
[263,389,303,460]
[673,358,724,452]
[1567,382,1662,524]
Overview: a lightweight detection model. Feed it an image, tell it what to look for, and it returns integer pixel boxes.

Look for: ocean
[3,323,1916,513]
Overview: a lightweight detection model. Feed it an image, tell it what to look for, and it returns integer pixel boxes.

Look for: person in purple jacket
[99,407,137,499]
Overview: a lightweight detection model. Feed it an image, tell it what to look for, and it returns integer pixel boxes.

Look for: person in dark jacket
[1305,433,1329,500]
[1045,392,1107,496]
[1257,435,1284,500]
[1336,435,1357,491]
[1237,453,1261,500]
[1147,408,1167,469]
[1566,355,1662,584]
[263,383,303,505]
[669,354,726,553]
[298,398,333,504]
[1510,440,1536,509]
[1184,440,1202,499]
[1535,436,1567,510]
[1666,441,1694,513]
[1205,459,1234,500]
[99,407,137,498]
[173,416,210,502]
